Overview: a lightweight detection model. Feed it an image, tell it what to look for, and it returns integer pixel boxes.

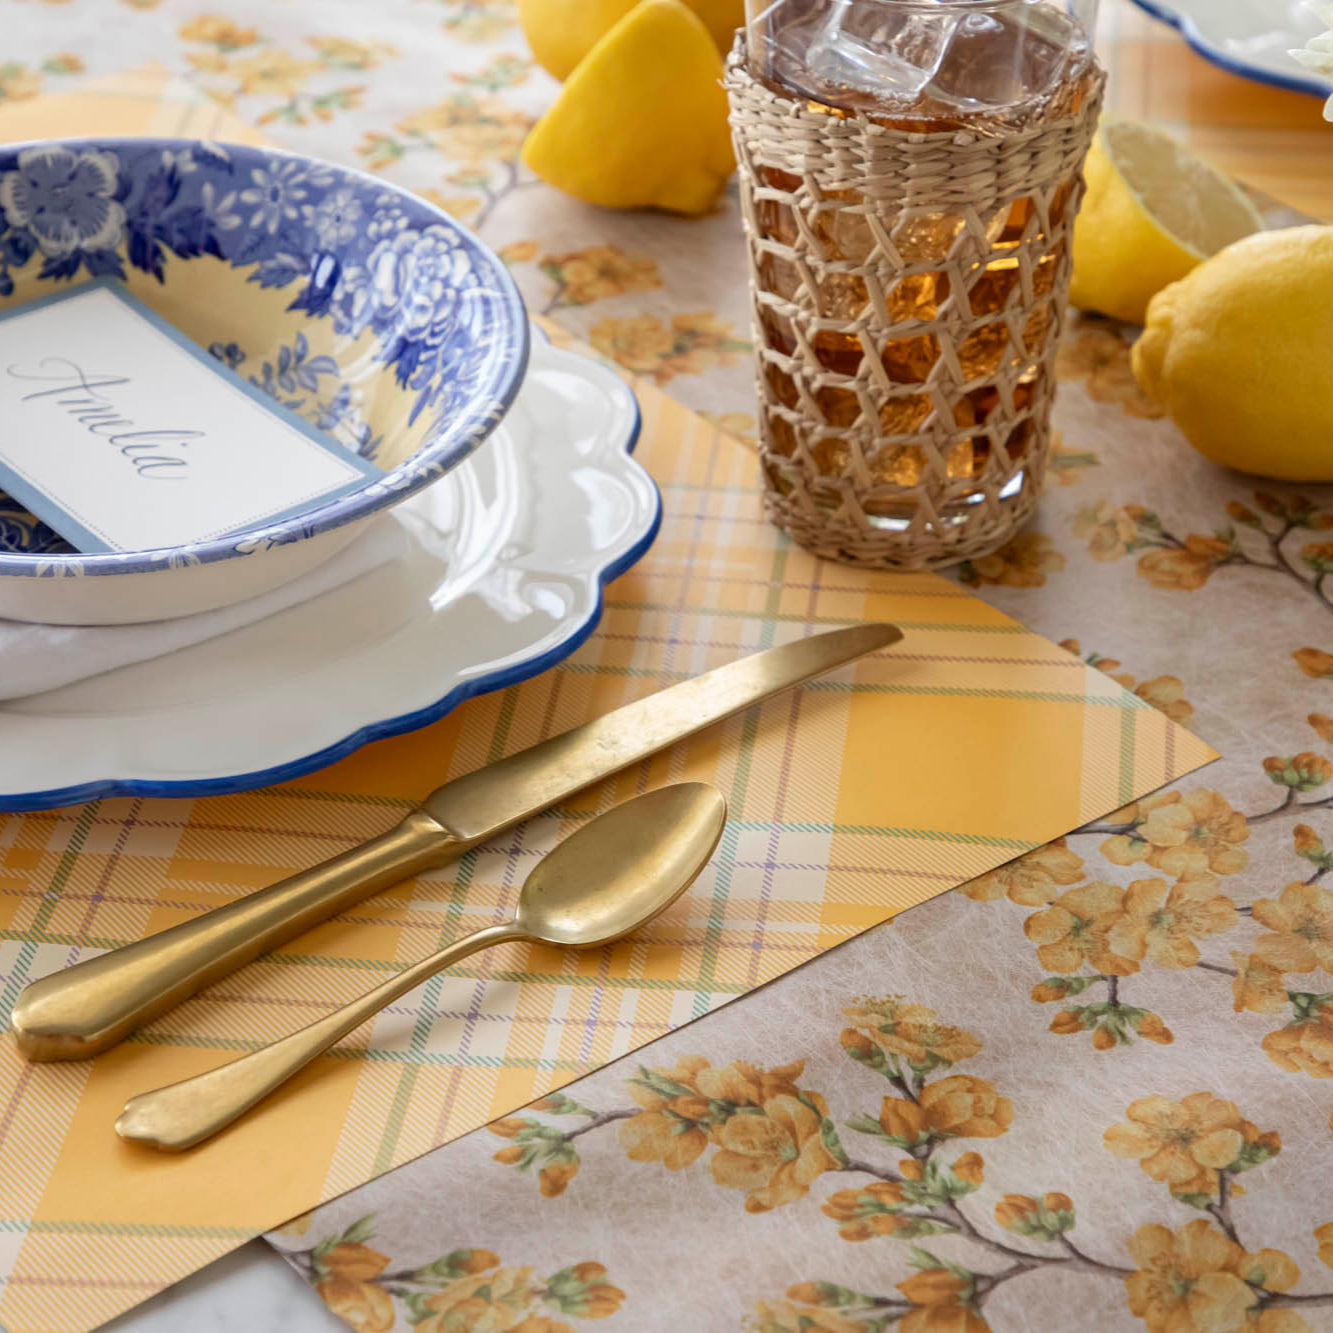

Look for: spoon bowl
[517,783,726,947]
[117,782,728,1149]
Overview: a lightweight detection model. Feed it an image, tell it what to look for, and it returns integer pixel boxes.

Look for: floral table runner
[272,336,1333,1329]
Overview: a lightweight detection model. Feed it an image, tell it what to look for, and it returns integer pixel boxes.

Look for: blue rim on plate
[0,334,661,813]
[0,136,531,576]
[1127,0,1332,99]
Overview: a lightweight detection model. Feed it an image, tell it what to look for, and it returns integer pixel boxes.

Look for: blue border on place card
[0,277,384,555]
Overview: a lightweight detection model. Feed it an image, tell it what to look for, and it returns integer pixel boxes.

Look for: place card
[0,279,382,554]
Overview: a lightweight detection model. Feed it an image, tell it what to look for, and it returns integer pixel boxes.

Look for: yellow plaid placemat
[0,71,1215,1333]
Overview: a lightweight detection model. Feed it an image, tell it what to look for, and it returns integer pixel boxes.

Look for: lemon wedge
[679,0,746,56]
[521,0,735,216]
[1070,120,1263,324]
[519,0,636,81]
[519,0,744,80]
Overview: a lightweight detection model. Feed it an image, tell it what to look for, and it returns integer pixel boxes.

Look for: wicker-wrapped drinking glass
[726,42,1106,569]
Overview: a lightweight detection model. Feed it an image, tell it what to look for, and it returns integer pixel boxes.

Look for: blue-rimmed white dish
[1128,0,1332,101]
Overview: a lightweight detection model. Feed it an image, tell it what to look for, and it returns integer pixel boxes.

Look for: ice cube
[753,0,1091,128]
[804,0,960,102]
[927,4,1082,109]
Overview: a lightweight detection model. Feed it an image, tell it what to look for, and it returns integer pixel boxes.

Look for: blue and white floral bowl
[0,137,529,624]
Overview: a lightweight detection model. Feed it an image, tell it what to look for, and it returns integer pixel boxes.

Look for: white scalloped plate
[1130,0,1331,98]
[0,331,659,810]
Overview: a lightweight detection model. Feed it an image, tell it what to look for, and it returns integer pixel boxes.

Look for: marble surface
[100,1244,338,1333]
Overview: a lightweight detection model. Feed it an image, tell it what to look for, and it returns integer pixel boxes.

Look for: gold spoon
[116,782,727,1151]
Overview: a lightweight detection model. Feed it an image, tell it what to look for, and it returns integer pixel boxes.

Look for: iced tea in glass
[741,0,1099,530]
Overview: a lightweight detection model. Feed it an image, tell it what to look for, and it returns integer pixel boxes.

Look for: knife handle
[10,808,462,1062]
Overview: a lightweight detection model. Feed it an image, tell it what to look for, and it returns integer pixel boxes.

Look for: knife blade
[11,622,901,1060]
[425,622,900,840]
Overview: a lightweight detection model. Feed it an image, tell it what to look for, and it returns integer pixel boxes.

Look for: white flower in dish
[200,180,241,231]
[367,226,462,338]
[160,147,199,174]
[366,203,411,242]
[307,186,363,249]
[0,145,125,256]
[239,159,311,234]
[331,262,374,337]
[1291,2,1333,118]
[34,557,85,578]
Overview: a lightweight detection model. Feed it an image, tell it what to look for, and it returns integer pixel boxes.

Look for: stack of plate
[0,138,660,810]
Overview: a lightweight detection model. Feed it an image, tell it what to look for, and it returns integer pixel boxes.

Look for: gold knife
[10,622,901,1061]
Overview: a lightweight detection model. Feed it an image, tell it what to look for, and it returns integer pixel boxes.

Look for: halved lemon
[1069,120,1264,324]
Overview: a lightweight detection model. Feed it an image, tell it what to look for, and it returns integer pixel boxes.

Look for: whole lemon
[519,0,744,80]
[1132,226,1333,481]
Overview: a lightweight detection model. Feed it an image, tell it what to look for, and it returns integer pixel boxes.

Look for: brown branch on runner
[561,1108,637,1142]
[1207,1172,1242,1247]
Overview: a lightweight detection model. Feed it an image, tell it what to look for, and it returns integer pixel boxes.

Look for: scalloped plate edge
[0,335,660,812]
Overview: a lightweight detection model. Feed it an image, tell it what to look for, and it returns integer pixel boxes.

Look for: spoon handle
[116,922,523,1151]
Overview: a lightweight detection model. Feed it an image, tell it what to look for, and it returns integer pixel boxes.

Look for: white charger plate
[1129,0,1332,98]
[0,331,659,811]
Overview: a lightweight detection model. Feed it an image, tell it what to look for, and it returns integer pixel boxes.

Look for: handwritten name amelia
[7,357,202,479]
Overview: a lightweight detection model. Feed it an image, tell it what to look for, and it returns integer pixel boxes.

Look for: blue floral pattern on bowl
[229,333,385,461]
[0,493,68,556]
[0,137,529,578]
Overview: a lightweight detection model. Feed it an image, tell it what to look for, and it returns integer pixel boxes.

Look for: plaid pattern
[0,70,1215,1333]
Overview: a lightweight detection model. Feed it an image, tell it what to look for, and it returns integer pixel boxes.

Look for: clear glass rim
[836,1,1061,8]
[749,0,1068,13]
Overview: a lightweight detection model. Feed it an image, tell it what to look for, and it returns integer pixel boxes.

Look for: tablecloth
[4,2,1333,1330]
